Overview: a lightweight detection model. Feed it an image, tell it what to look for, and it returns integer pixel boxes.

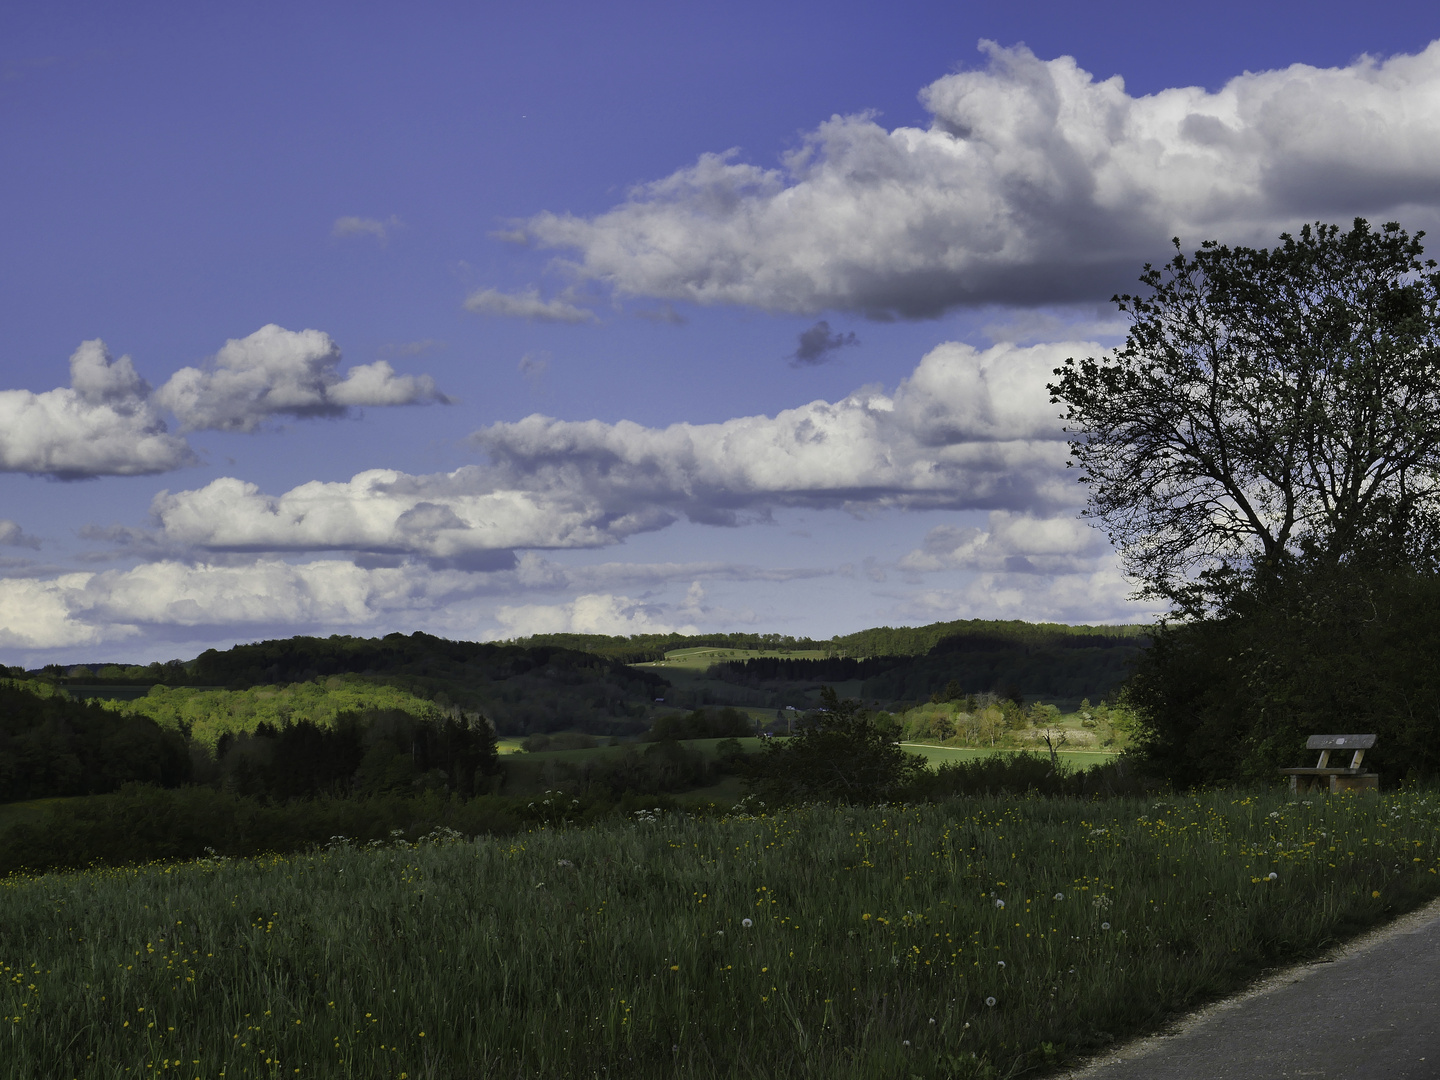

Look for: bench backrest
[1306,735,1376,750]
[1305,734,1376,771]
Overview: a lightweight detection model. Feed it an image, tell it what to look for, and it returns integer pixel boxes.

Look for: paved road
[1060,897,1440,1080]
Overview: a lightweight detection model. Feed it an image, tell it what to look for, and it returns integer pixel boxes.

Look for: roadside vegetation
[6,789,1440,1079]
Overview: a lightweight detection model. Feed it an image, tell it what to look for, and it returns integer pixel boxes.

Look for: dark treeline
[703,629,1143,706]
[16,660,193,687]
[194,632,664,737]
[204,709,499,800]
[187,632,659,695]
[0,681,499,804]
[0,682,189,801]
[511,620,1148,664]
[25,632,670,738]
[510,631,822,663]
[1127,568,1440,786]
[645,707,754,741]
[861,631,1143,706]
[708,655,901,686]
[828,619,1148,659]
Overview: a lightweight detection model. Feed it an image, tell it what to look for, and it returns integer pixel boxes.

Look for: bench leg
[1330,774,1379,794]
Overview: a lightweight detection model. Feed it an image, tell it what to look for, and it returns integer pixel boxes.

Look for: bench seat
[1280,735,1378,794]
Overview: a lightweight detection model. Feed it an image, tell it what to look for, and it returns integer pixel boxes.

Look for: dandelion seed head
[985,997,997,1007]
[1054,892,1065,901]
[1267,872,1278,881]
[742,918,753,928]
[994,899,1005,909]
[1101,922,1111,930]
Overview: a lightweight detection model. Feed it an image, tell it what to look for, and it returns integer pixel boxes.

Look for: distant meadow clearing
[5,790,1440,1079]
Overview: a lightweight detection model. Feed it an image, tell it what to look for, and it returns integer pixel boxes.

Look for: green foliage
[520,731,599,752]
[505,741,722,800]
[906,752,1144,800]
[646,707,752,742]
[509,630,820,663]
[207,709,499,800]
[111,677,443,747]
[1125,567,1440,786]
[0,785,520,873]
[5,791,1440,1078]
[1051,218,1440,611]
[828,618,1147,659]
[747,688,927,805]
[859,630,1142,707]
[0,681,190,801]
[182,631,666,736]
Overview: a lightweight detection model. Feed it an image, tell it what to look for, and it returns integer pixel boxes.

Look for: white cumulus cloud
[146,340,1081,560]
[0,558,494,650]
[474,338,1078,519]
[489,593,698,638]
[463,287,598,324]
[156,324,448,432]
[149,470,623,566]
[520,40,1440,317]
[899,563,1157,625]
[900,511,1111,575]
[0,340,194,477]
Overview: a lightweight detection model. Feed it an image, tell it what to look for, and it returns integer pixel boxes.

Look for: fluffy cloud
[0,558,488,650]
[147,340,1080,560]
[331,215,400,243]
[463,287,598,324]
[0,340,194,477]
[474,338,1078,518]
[149,471,620,566]
[520,40,1440,317]
[0,328,447,478]
[156,324,448,432]
[0,556,735,652]
[897,563,1156,626]
[899,511,1111,575]
[490,593,698,638]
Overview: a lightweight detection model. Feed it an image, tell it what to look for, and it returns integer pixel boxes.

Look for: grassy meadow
[5,789,1440,1079]
[898,745,1118,772]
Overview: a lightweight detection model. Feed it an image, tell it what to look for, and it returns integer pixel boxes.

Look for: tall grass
[4,789,1439,1079]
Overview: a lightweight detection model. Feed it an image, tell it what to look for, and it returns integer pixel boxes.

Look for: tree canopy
[747,688,925,805]
[1049,219,1440,610]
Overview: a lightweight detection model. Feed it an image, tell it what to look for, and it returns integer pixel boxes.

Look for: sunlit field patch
[4,790,1439,1079]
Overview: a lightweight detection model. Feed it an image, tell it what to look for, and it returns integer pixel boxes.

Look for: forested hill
[512,619,1147,663]
[828,619,1148,658]
[510,632,823,663]
[708,622,1148,707]
[42,633,669,738]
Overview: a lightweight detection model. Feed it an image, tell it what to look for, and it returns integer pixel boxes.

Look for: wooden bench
[1279,734,1378,794]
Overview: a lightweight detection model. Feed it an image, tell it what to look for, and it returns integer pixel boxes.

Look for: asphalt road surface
[1060,896,1440,1080]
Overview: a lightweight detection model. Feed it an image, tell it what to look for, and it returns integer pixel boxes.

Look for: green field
[0,796,80,835]
[4,789,1439,1079]
[634,648,849,712]
[496,739,1114,801]
[899,743,1120,771]
[635,647,830,672]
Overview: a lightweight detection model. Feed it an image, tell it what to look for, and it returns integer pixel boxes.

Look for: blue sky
[2,1,1438,663]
